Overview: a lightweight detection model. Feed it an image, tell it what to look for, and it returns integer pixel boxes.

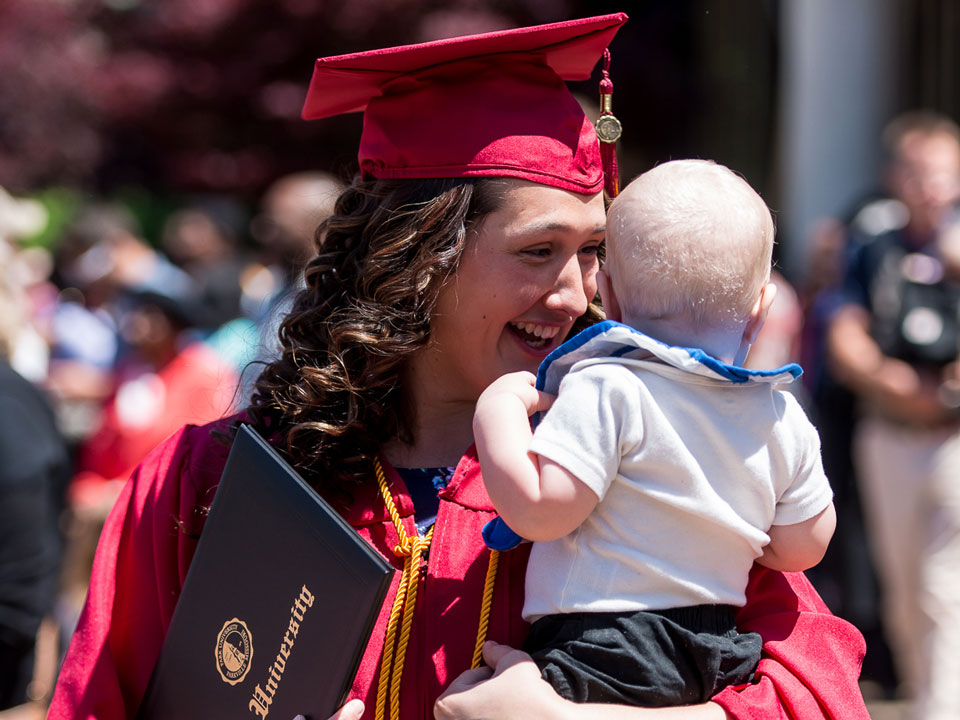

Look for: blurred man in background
[0,188,70,712]
[826,111,960,720]
[160,196,249,332]
[241,172,342,395]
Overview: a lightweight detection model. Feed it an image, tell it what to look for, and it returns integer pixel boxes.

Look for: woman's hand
[294,698,364,720]
[434,642,570,720]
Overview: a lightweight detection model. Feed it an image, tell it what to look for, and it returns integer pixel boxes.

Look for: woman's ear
[741,281,778,345]
[597,269,622,323]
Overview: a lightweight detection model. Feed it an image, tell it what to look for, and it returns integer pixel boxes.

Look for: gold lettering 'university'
[248,585,316,718]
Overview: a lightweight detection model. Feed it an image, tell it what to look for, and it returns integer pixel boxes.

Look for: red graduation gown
[49,418,869,720]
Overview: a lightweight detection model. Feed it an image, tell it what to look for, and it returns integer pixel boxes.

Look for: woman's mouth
[507,321,562,350]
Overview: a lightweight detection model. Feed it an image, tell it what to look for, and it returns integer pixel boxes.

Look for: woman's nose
[543,255,590,317]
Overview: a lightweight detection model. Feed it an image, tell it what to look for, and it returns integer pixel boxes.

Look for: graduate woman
[50,14,869,720]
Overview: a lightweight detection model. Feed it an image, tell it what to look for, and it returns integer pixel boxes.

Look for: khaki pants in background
[855,417,960,720]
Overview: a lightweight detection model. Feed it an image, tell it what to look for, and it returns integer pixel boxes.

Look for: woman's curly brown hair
[247,176,604,491]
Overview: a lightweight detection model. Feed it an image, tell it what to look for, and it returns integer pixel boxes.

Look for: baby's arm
[757,501,836,572]
[473,371,598,542]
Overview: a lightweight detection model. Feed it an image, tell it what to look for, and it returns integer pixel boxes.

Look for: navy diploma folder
[138,424,394,720]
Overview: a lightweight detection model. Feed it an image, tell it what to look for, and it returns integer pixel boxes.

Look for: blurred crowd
[0,171,341,712]
[2,109,960,718]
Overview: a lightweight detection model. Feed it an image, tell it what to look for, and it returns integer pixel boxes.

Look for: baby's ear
[597,269,622,323]
[742,281,778,345]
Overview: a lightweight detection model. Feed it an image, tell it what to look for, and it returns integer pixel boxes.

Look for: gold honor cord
[372,458,500,720]
[470,547,499,669]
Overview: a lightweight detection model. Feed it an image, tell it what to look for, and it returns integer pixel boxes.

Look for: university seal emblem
[215,618,253,685]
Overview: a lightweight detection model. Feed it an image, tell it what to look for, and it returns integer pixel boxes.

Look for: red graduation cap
[302,13,628,195]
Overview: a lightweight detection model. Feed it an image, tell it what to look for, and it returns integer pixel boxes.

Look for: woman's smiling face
[419,179,605,404]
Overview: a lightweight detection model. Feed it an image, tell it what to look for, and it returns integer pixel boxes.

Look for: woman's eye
[522,246,552,258]
[580,243,602,256]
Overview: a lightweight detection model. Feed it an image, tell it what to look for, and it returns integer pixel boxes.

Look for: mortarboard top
[302,13,628,194]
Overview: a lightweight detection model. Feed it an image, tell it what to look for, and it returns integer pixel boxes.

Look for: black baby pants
[524,604,761,706]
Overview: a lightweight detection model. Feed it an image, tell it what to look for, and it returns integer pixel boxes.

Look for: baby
[473,159,836,706]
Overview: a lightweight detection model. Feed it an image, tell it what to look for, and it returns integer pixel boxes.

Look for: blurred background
[2,0,958,717]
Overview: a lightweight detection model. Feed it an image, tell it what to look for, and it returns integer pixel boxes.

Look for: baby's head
[603,159,775,360]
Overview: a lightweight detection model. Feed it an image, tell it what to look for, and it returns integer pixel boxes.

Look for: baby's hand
[477,372,554,418]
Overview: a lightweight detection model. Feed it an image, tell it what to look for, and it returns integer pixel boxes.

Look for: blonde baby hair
[606,159,774,333]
